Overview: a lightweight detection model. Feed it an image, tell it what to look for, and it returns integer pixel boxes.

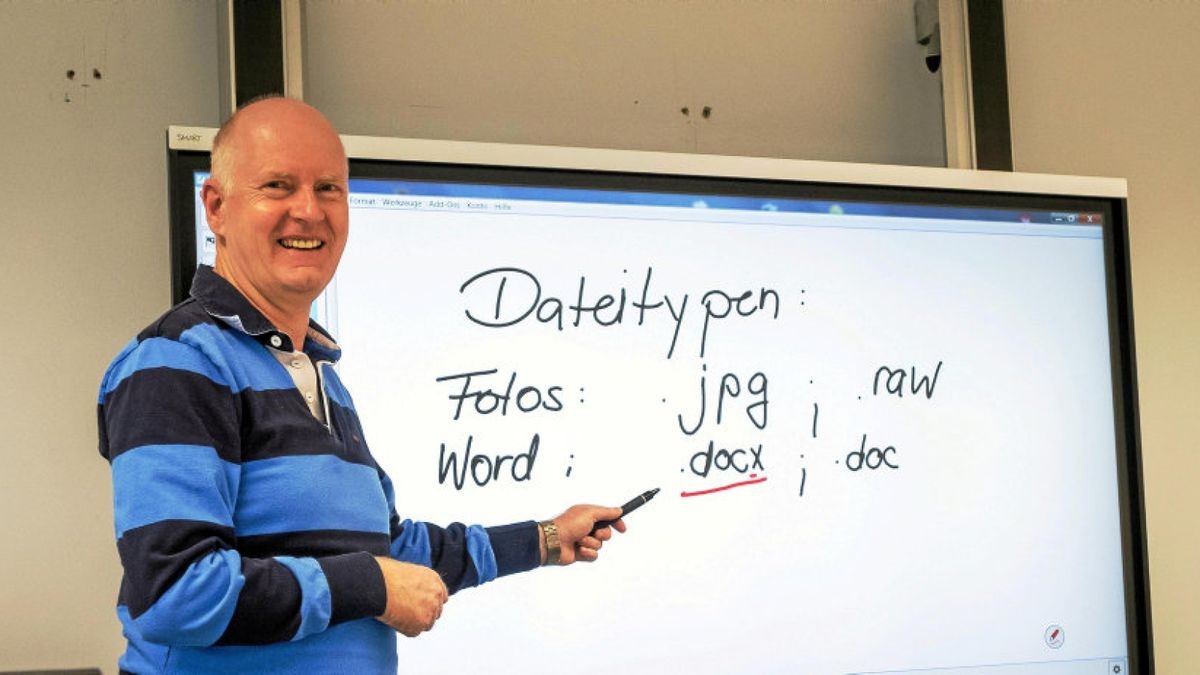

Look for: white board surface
[325,191,1129,674]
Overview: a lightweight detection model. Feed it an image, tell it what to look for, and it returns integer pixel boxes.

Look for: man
[97,97,625,674]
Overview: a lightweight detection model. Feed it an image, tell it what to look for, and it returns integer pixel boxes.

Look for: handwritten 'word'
[436,368,563,420]
[458,266,780,358]
[438,434,540,490]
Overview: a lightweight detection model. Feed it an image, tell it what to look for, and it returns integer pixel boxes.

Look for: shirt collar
[189,264,342,362]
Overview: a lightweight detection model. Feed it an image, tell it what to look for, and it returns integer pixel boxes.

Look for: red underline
[680,474,768,498]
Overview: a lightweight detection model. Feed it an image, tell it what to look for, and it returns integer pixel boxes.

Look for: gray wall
[0,1,220,671]
[4,0,1197,672]
[303,0,946,165]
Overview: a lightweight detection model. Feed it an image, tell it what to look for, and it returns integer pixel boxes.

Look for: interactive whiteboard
[169,129,1149,675]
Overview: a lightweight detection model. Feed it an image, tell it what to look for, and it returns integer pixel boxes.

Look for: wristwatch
[540,520,561,566]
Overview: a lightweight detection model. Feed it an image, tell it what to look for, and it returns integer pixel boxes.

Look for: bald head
[210,97,347,189]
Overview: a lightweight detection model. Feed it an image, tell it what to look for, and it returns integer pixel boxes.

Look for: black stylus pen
[591,488,660,533]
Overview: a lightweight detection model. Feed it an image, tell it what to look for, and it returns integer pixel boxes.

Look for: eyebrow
[255,171,346,183]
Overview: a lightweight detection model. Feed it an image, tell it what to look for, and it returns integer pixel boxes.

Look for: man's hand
[374,556,449,637]
[543,504,627,565]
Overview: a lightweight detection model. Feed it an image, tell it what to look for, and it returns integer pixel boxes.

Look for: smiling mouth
[279,238,324,250]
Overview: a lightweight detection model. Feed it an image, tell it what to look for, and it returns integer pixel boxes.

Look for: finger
[579,535,603,550]
[580,538,604,559]
[612,518,627,533]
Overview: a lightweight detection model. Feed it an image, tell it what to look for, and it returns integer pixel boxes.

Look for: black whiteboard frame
[166,138,1152,673]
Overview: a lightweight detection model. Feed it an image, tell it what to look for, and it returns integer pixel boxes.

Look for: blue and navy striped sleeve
[98,329,387,647]
[376,474,542,592]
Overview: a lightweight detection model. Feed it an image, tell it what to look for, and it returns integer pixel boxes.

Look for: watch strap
[540,520,561,566]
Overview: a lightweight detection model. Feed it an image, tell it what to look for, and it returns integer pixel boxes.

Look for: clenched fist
[374,557,449,637]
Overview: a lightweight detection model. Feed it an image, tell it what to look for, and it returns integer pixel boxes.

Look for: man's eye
[263,181,291,191]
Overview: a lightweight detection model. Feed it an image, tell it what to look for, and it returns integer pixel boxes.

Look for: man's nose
[289,187,323,221]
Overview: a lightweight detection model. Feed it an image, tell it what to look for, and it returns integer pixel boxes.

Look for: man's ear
[201,177,226,239]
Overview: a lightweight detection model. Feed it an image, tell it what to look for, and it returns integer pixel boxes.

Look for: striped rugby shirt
[98,265,540,674]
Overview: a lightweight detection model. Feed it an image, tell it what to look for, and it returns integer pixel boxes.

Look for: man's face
[203,101,350,311]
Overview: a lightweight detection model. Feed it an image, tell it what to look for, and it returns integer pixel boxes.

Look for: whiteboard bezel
[168,125,1126,199]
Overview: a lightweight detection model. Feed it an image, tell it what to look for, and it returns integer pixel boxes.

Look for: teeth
[280,238,323,250]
